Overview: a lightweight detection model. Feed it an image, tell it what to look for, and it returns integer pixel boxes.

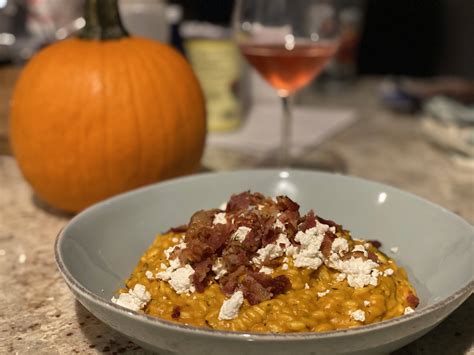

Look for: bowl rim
[55,168,474,341]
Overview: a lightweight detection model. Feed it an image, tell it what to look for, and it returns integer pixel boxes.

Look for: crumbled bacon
[241,229,261,252]
[367,251,379,262]
[167,191,358,307]
[247,271,291,296]
[206,223,232,252]
[179,237,212,264]
[165,224,188,234]
[278,210,300,243]
[226,191,252,212]
[241,275,272,305]
[220,265,246,295]
[192,257,213,292]
[261,228,279,247]
[222,244,249,270]
[299,210,316,232]
[269,275,292,295]
[407,293,420,308]
[320,231,337,257]
[276,196,300,212]
[171,306,181,319]
[241,272,291,305]
[367,240,382,248]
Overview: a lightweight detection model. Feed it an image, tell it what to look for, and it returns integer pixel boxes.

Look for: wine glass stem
[279,95,292,167]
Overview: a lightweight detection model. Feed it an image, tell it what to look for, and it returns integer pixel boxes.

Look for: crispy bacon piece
[247,270,273,287]
[241,275,272,305]
[270,275,292,295]
[194,260,212,283]
[226,191,252,212]
[220,265,246,295]
[367,240,382,249]
[276,195,300,212]
[185,209,219,240]
[259,203,280,219]
[367,251,379,263]
[261,228,279,247]
[222,244,249,270]
[242,272,292,305]
[320,231,337,257]
[207,223,232,252]
[165,224,188,234]
[248,192,266,206]
[188,209,218,228]
[241,229,261,252]
[179,237,213,264]
[407,293,420,308]
[299,210,316,232]
[279,210,300,239]
[171,306,181,319]
[247,272,291,295]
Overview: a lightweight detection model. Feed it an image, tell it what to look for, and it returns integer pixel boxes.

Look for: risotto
[112,192,419,333]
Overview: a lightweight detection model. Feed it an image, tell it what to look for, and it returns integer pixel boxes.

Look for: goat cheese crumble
[328,256,380,288]
[232,226,251,242]
[167,265,196,294]
[291,227,325,270]
[260,266,273,275]
[352,244,368,257]
[111,284,151,311]
[218,291,244,320]
[349,309,366,322]
[213,212,227,225]
[212,258,228,280]
[317,290,330,297]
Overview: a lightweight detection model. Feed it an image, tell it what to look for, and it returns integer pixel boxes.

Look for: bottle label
[185,39,242,132]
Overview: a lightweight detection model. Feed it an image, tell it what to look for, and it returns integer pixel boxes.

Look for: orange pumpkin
[10,0,206,213]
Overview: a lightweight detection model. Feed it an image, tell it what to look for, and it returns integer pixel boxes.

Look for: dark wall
[357,0,441,77]
[357,0,474,78]
[172,0,474,79]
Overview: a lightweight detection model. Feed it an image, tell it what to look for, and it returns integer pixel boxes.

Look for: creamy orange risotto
[112,192,419,333]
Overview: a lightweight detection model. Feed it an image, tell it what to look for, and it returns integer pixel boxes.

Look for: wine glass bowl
[233,0,340,166]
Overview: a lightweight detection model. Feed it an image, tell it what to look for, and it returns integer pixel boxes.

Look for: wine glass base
[258,150,347,173]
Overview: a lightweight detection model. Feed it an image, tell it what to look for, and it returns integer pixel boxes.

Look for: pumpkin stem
[79,0,129,40]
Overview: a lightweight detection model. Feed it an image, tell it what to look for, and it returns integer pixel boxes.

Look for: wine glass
[233,0,340,167]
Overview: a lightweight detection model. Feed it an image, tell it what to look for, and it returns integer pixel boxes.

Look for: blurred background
[1,0,473,161]
[1,0,473,76]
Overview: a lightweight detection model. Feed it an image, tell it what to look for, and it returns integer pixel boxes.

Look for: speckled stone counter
[0,77,472,354]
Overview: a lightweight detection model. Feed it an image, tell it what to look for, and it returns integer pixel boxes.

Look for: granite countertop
[0,67,472,354]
